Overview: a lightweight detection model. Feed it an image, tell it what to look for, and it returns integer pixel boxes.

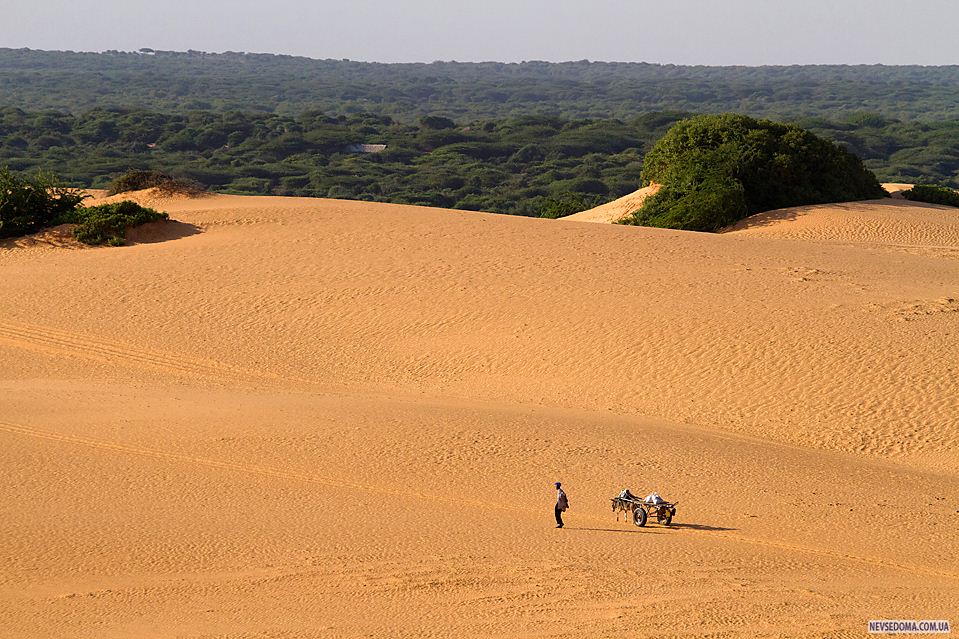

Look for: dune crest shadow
[722,197,913,233]
[722,208,804,232]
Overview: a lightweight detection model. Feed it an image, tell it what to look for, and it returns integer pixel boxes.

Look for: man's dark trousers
[554,506,564,528]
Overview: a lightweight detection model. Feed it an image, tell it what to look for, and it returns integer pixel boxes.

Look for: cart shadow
[669,523,737,532]
[564,527,663,534]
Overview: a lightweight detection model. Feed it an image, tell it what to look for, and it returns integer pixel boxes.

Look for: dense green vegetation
[1,107,957,217]
[903,184,959,208]
[0,109,681,215]
[797,115,959,187]
[1,49,957,217]
[624,115,887,231]
[4,49,959,121]
[0,167,86,238]
[57,200,168,246]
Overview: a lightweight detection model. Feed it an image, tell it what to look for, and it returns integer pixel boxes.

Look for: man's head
[554,482,562,488]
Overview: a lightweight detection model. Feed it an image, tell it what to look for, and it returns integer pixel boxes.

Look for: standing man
[554,482,569,528]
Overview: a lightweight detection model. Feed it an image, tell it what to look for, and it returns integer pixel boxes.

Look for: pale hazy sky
[3,0,958,65]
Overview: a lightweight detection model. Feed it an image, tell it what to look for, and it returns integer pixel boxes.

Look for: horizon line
[3,46,959,69]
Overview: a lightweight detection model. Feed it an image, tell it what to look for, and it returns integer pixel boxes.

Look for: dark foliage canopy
[4,49,959,121]
[902,184,959,208]
[2,107,956,218]
[1,50,958,218]
[0,109,675,216]
[625,114,887,231]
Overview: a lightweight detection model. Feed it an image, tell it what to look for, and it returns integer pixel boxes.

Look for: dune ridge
[721,198,959,250]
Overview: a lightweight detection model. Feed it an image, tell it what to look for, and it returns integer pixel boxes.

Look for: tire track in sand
[2,420,956,582]
[0,321,292,386]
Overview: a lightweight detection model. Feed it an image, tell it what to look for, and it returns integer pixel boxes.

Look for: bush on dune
[108,169,206,197]
[0,167,87,238]
[2,166,167,245]
[902,184,959,208]
[623,114,887,232]
[57,200,168,246]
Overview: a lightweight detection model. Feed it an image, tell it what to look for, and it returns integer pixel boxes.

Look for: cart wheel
[633,507,648,527]
[657,506,673,526]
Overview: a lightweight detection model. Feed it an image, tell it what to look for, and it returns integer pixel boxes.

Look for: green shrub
[622,114,887,232]
[224,177,272,194]
[0,167,87,238]
[540,192,598,219]
[108,169,206,196]
[630,179,747,231]
[568,177,610,196]
[58,200,168,246]
[902,184,959,208]
[419,116,457,130]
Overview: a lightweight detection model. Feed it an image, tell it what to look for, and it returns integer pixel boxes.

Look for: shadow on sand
[563,527,663,535]
[567,522,736,533]
[669,522,737,532]
[1,220,202,251]
[721,197,912,233]
[125,219,202,245]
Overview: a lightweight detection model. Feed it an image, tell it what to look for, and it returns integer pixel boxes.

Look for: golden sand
[2,189,957,637]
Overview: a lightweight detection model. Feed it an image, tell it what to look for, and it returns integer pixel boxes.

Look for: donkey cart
[611,495,677,527]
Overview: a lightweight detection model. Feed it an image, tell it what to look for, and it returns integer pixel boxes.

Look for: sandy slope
[722,198,959,254]
[1,191,957,637]
[883,182,916,197]
[563,184,659,223]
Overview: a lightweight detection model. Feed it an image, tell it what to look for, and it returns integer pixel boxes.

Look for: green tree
[626,114,886,231]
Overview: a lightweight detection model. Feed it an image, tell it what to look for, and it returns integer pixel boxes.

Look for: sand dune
[563,183,659,223]
[883,182,916,197]
[2,190,957,637]
[0,224,85,256]
[722,198,959,252]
